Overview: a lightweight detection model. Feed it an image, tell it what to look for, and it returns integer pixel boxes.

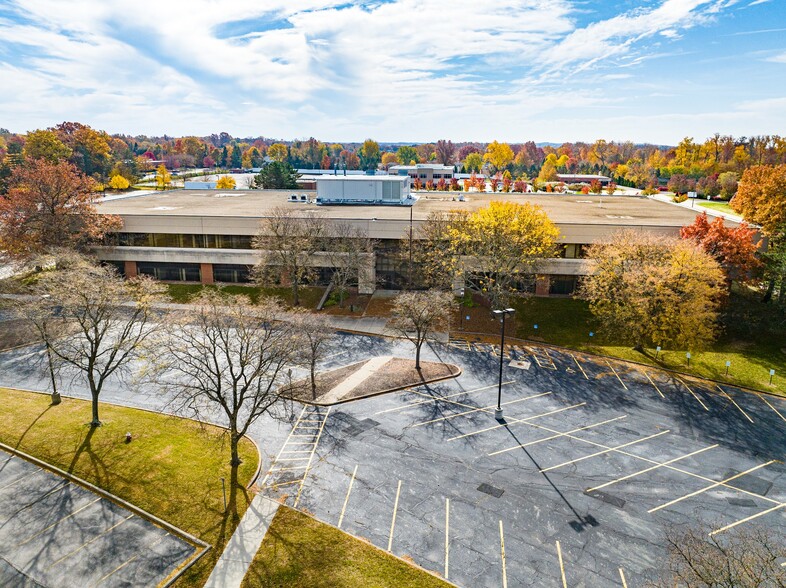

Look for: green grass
[695,200,737,215]
[166,283,324,308]
[0,388,259,587]
[241,506,452,588]
[507,296,786,396]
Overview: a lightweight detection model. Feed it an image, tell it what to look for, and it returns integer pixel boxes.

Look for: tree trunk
[415,341,422,370]
[311,360,317,400]
[292,279,300,307]
[90,389,101,427]
[762,278,775,303]
[45,344,60,406]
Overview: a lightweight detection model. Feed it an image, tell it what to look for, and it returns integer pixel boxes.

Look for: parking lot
[0,448,201,587]
[263,335,786,587]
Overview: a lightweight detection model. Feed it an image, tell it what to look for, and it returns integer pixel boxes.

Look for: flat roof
[315,175,407,182]
[97,189,736,228]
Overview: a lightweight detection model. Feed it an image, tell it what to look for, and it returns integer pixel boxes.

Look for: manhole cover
[477,483,504,498]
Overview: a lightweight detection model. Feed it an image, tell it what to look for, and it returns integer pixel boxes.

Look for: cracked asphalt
[1,327,785,587]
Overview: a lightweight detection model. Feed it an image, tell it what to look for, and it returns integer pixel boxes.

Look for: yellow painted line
[489,416,627,456]
[619,567,628,588]
[3,480,70,520]
[267,465,308,473]
[276,456,311,462]
[448,402,585,441]
[500,520,507,588]
[541,430,669,473]
[444,498,450,580]
[710,502,786,536]
[0,468,42,491]
[586,444,718,492]
[571,354,589,380]
[716,385,754,423]
[556,540,567,588]
[677,377,709,411]
[338,465,358,529]
[19,497,101,546]
[47,515,134,570]
[644,371,665,398]
[649,461,776,513]
[279,450,313,455]
[605,360,628,390]
[387,480,402,552]
[268,479,302,489]
[411,391,553,428]
[373,382,514,415]
[758,394,786,423]
[294,407,331,508]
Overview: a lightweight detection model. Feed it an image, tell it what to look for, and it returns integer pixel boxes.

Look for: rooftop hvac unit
[300,194,309,202]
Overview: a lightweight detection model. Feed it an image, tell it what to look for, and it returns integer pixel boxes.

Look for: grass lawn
[695,200,737,215]
[458,295,786,397]
[241,506,452,588]
[167,283,324,308]
[0,388,259,587]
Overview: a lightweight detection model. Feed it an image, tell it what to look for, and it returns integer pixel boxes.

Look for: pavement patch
[477,483,504,498]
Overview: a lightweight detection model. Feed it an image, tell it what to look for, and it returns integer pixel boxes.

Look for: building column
[123,261,137,278]
[200,263,214,285]
[535,274,550,297]
[358,254,376,295]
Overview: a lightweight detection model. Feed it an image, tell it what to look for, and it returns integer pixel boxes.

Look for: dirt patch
[286,357,460,405]
[0,319,42,350]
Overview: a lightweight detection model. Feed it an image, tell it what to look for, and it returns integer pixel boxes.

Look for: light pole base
[494,408,504,421]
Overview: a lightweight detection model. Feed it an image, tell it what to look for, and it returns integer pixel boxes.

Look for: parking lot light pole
[493,308,515,421]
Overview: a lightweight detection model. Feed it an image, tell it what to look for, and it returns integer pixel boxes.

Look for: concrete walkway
[204,495,280,588]
[320,355,391,404]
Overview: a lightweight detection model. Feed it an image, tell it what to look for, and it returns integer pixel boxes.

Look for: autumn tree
[215,175,236,189]
[267,143,288,162]
[580,230,725,351]
[435,140,456,165]
[358,139,381,171]
[0,159,122,259]
[155,164,171,190]
[418,202,559,307]
[681,212,761,284]
[396,145,418,165]
[28,253,164,427]
[109,175,130,190]
[464,152,483,173]
[731,165,786,237]
[718,171,738,199]
[253,208,328,306]
[253,161,299,189]
[155,291,297,518]
[483,141,514,173]
[388,290,454,369]
[667,174,696,195]
[24,129,72,163]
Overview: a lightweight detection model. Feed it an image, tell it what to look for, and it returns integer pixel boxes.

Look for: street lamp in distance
[492,308,515,421]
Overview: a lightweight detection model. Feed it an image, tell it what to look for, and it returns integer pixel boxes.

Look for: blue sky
[0,0,784,144]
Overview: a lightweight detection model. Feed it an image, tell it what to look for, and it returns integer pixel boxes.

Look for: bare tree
[388,290,454,370]
[13,294,63,405]
[27,252,164,426]
[291,310,336,400]
[154,291,298,517]
[325,221,374,307]
[647,523,786,587]
[253,207,328,306]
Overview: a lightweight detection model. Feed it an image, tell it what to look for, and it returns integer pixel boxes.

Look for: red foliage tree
[449,177,460,191]
[436,178,447,191]
[680,212,762,284]
[0,159,122,259]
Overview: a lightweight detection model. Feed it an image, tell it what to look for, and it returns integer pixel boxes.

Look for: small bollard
[686,352,691,366]
[125,432,132,444]
[770,369,775,385]
[655,346,661,359]
[725,360,731,376]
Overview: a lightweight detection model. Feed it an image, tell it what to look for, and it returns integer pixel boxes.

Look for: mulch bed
[286,357,460,405]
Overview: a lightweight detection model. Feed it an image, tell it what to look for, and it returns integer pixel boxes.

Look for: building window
[560,244,586,259]
[137,262,201,282]
[113,233,253,249]
[213,264,252,283]
[549,275,577,295]
[419,173,427,179]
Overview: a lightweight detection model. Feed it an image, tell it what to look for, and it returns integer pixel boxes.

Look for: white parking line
[619,567,628,587]
[716,385,754,423]
[710,503,786,536]
[412,391,553,428]
[571,354,589,380]
[644,371,665,398]
[337,465,358,529]
[540,430,670,473]
[758,394,786,423]
[444,498,450,580]
[556,540,567,588]
[677,377,709,411]
[387,480,402,552]
[448,402,585,441]
[373,382,513,416]
[605,360,628,390]
[649,461,776,513]
[489,416,627,456]
[500,520,507,588]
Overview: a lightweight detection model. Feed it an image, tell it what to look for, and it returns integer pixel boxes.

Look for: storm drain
[477,483,505,498]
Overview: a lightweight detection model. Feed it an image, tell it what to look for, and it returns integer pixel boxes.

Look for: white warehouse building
[315,175,413,206]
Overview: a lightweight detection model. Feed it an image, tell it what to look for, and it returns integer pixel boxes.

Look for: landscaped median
[0,387,259,587]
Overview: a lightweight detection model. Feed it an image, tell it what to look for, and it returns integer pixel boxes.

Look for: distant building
[389,164,455,185]
[557,174,612,186]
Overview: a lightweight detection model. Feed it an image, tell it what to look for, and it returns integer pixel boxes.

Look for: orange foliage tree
[0,159,122,258]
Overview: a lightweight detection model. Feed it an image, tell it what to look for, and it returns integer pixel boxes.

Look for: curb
[0,440,210,588]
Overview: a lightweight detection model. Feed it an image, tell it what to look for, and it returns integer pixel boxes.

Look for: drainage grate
[727,497,758,508]
[584,489,626,509]
[477,483,504,498]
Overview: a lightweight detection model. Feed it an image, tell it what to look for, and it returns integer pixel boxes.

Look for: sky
[0,0,785,144]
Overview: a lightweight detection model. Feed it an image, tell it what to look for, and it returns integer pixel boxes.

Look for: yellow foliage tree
[216,175,236,189]
[155,165,171,190]
[267,143,288,163]
[109,175,130,190]
[483,141,514,173]
[580,230,724,350]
